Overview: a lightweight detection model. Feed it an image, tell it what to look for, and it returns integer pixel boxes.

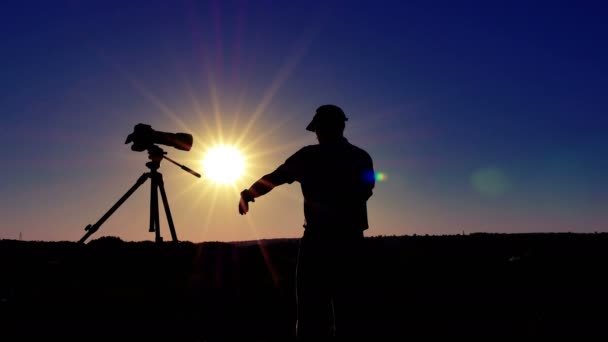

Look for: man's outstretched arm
[238,164,294,215]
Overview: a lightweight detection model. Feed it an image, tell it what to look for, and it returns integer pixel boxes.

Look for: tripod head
[145,144,201,178]
[145,145,166,171]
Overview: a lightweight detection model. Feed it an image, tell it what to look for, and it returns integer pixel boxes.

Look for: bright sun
[202,145,245,185]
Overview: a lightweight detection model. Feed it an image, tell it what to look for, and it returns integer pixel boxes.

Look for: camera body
[125,123,193,152]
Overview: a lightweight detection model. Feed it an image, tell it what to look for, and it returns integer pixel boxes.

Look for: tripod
[78,145,201,244]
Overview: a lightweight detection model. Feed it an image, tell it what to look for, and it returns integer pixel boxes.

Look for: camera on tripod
[125,123,193,152]
[78,123,201,244]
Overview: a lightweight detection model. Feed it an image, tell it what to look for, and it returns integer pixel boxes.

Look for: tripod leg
[157,173,178,243]
[149,173,157,232]
[150,173,163,242]
[79,173,150,244]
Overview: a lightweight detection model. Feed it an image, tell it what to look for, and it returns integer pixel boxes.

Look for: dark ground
[1,233,607,340]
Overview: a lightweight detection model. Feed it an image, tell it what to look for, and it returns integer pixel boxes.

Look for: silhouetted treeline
[1,233,607,340]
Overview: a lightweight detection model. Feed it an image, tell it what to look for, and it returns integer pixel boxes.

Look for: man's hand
[239,189,255,215]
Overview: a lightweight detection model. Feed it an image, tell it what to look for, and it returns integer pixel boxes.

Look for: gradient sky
[1,0,607,242]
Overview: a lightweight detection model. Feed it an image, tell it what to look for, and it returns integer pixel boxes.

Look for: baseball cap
[305,104,349,132]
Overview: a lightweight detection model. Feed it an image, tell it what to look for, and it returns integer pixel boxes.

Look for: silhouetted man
[238,104,375,339]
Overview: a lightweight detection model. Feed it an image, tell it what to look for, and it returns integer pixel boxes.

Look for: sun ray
[243,215,281,288]
[98,53,195,136]
[229,111,240,148]
[94,49,195,134]
[163,171,205,203]
[199,185,220,241]
[193,178,215,208]
[124,74,193,134]
[235,27,320,148]
[243,135,311,164]
[237,116,311,165]
[242,116,299,148]
[207,75,225,144]
[177,70,218,149]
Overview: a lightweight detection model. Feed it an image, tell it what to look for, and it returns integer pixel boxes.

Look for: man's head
[306,104,348,143]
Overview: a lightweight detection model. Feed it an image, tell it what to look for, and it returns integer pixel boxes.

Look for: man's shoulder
[291,141,372,160]
[293,144,318,155]
[285,145,317,163]
[344,141,373,161]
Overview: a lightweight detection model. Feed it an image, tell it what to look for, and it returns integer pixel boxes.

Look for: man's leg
[295,236,333,339]
[332,234,368,337]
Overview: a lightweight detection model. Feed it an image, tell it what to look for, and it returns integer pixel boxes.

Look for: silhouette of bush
[88,235,124,247]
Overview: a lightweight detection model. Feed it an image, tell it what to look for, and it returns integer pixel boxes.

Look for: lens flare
[364,170,387,182]
[375,172,387,182]
[471,167,509,197]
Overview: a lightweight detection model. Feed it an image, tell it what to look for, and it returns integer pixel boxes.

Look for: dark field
[1,233,607,340]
